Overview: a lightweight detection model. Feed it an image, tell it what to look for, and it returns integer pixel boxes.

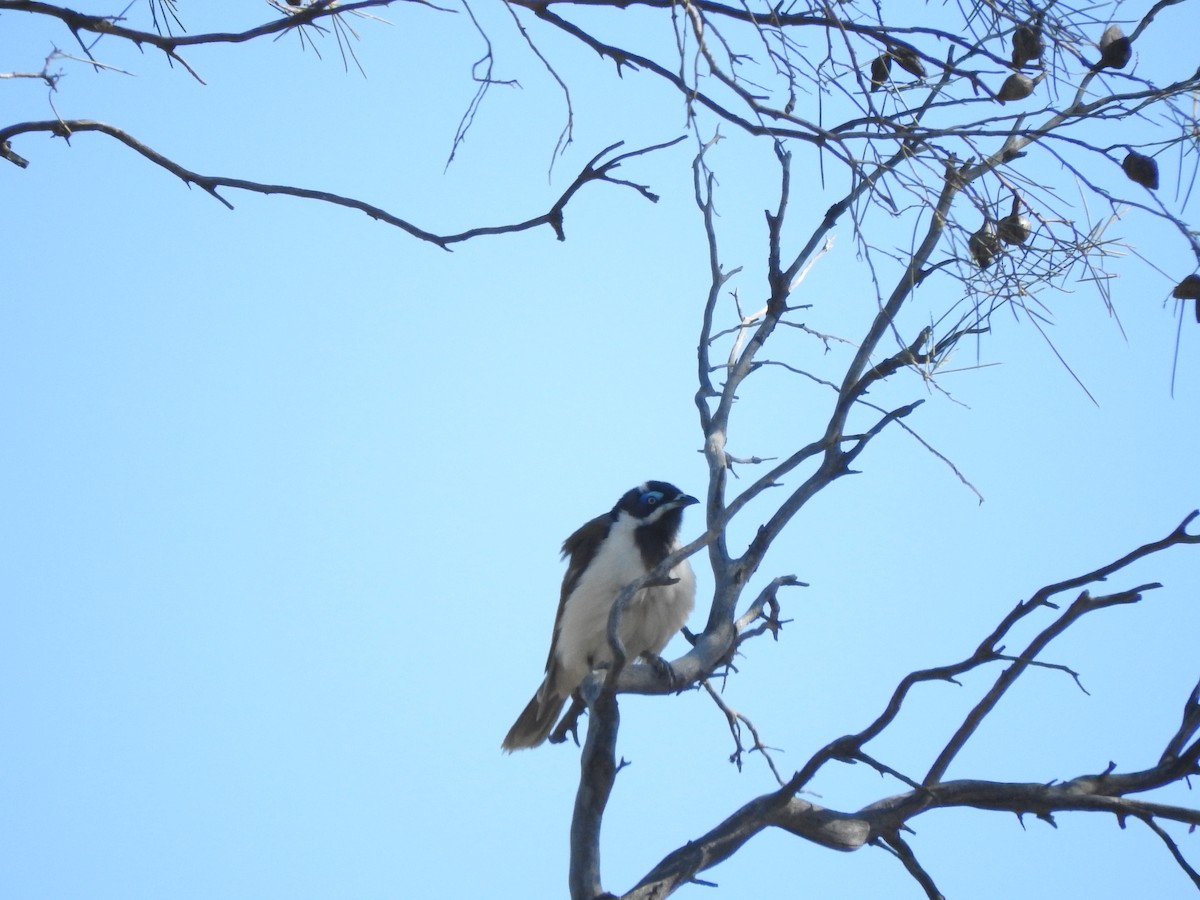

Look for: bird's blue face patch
[631,489,668,518]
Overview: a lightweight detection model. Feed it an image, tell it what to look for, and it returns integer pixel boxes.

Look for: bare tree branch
[0,120,684,248]
[8,3,1198,898]
[0,0,417,52]
[611,513,1200,897]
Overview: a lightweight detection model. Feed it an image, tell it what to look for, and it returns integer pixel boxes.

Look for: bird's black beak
[673,494,700,509]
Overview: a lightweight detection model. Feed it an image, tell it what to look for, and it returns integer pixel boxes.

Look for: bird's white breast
[552,513,695,693]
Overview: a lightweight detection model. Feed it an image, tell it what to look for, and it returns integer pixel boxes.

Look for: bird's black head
[613,481,698,569]
[614,481,700,522]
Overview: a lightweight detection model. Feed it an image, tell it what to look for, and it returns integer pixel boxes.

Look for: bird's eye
[641,491,664,507]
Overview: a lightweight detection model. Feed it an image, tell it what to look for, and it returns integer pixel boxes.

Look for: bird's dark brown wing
[541,513,611,673]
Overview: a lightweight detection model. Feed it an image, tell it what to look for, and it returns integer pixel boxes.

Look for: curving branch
[614,515,1200,898]
[0,120,684,248]
[925,512,1200,784]
[0,0,416,51]
[0,0,426,82]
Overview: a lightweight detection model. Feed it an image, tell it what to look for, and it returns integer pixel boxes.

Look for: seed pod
[1011,22,1044,68]
[1096,24,1132,69]
[1122,152,1159,190]
[968,225,1000,269]
[997,73,1035,103]
[998,214,1032,245]
[1173,274,1200,300]
[890,46,927,78]
[869,54,891,92]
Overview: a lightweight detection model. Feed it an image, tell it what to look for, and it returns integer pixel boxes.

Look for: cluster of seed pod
[969,196,1033,269]
[1000,16,1044,103]
[1086,24,1196,324]
[868,45,926,91]
[986,18,1187,314]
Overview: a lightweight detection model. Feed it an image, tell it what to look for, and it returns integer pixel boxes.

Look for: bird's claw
[642,653,686,692]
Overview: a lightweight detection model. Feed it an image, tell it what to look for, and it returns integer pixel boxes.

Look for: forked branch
[613,513,1200,898]
[0,120,683,249]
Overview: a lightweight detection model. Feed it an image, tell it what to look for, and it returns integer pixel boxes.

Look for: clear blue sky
[3,4,1199,899]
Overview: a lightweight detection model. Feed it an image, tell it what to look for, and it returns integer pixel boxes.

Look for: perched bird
[502,481,699,752]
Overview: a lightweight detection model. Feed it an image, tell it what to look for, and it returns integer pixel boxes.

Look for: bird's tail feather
[501,685,566,752]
